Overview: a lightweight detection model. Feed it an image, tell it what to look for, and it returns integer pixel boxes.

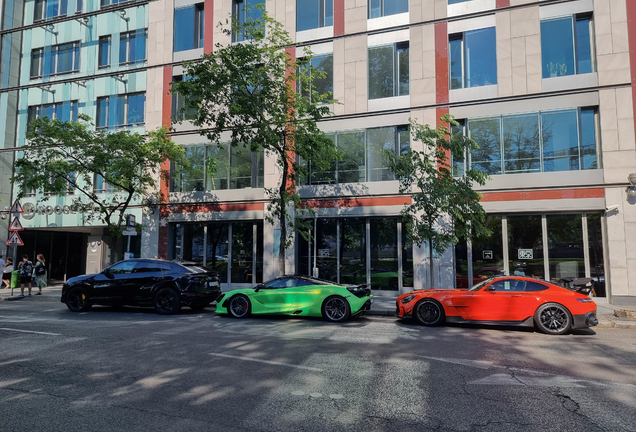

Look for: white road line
[209,353,324,372]
[0,328,62,336]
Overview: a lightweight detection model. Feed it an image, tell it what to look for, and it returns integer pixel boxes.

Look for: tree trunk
[278,149,289,276]
[429,239,434,290]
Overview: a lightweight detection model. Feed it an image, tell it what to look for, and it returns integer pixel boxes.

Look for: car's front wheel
[534,303,572,335]
[153,287,181,315]
[65,287,92,312]
[228,295,251,318]
[322,296,351,322]
[413,299,444,326]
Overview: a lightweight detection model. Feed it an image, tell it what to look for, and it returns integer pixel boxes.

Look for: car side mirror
[103,269,114,279]
[255,283,266,292]
[486,285,496,291]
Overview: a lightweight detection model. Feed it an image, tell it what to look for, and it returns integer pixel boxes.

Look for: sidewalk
[1,282,63,301]
[367,295,636,329]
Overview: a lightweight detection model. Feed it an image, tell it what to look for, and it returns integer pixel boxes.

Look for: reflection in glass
[232,222,254,283]
[541,17,575,78]
[370,218,399,290]
[547,214,585,283]
[339,219,367,286]
[449,37,463,90]
[472,216,504,285]
[296,0,333,31]
[402,220,413,287]
[367,127,395,182]
[337,131,366,183]
[233,0,265,42]
[298,54,334,103]
[542,109,579,172]
[230,145,254,189]
[503,114,540,174]
[206,223,229,283]
[172,145,205,192]
[468,117,502,175]
[174,5,204,52]
[368,45,394,100]
[575,16,593,74]
[507,215,545,280]
[464,28,497,87]
[587,214,605,297]
[206,144,229,190]
[180,224,205,265]
[580,109,598,169]
[369,0,408,18]
[314,218,338,282]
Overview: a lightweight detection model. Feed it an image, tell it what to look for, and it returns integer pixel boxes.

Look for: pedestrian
[33,254,47,295]
[18,254,33,297]
[0,255,5,288]
[2,257,13,289]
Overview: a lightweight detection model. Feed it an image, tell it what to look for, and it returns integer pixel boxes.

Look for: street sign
[10,201,23,214]
[123,252,134,260]
[518,249,533,260]
[9,217,24,231]
[126,214,136,228]
[6,231,24,246]
[483,250,493,260]
[122,229,137,236]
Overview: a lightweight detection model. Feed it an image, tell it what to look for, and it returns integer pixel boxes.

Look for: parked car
[396,276,598,335]
[456,267,505,289]
[61,259,221,315]
[216,275,373,322]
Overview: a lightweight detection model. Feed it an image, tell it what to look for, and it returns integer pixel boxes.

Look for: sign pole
[8,200,24,297]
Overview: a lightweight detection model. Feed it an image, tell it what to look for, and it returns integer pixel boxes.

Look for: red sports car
[396,276,598,335]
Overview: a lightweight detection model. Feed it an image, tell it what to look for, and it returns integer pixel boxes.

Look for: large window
[453,108,599,176]
[297,54,334,103]
[98,36,111,68]
[27,101,79,126]
[93,174,117,193]
[368,0,408,19]
[100,0,133,6]
[233,0,265,42]
[96,93,145,129]
[34,0,68,21]
[296,0,333,32]
[301,125,409,185]
[368,42,409,100]
[171,75,197,121]
[449,27,497,89]
[541,14,594,78]
[171,144,264,192]
[119,29,147,65]
[174,4,205,52]
[30,42,81,79]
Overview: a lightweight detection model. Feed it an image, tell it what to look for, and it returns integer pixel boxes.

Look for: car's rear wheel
[534,303,572,335]
[153,287,181,315]
[413,299,444,326]
[228,295,251,318]
[322,296,351,322]
[189,301,211,311]
[65,287,92,312]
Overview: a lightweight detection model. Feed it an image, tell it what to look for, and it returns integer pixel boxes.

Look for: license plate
[208,281,219,287]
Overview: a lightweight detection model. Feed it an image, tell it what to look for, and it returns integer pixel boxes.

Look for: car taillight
[576,298,593,303]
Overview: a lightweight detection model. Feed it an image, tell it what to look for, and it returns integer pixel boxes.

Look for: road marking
[329,394,344,399]
[0,327,62,336]
[309,393,322,398]
[209,353,324,372]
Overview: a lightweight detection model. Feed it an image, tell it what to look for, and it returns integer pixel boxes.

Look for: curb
[614,309,636,321]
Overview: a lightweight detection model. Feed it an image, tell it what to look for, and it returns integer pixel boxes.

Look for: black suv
[61,259,221,315]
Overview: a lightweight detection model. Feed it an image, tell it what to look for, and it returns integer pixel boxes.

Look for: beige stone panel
[274,0,286,24]
[333,82,346,115]
[344,35,367,62]
[434,0,446,20]
[617,119,636,151]
[511,38,526,68]
[597,53,631,86]
[510,0,536,5]
[606,204,626,241]
[355,60,367,98]
[525,34,541,57]
[498,74,513,97]
[411,60,423,81]
[595,33,613,56]
[344,87,356,114]
[149,0,166,24]
[421,0,435,22]
[266,0,276,17]
[410,0,422,24]
[510,7,539,38]
[594,0,611,15]
[344,63,356,89]
[602,150,636,183]
[601,128,619,152]
[594,12,612,36]
[526,52,542,77]
[512,65,527,95]
[598,69,631,87]
[625,223,636,259]
[611,21,629,54]
[615,87,634,120]
[496,11,511,41]
[526,73,542,94]
[345,8,367,34]
[599,88,618,130]
[410,78,435,106]
[609,0,627,23]
[610,266,629,295]
[356,0,365,7]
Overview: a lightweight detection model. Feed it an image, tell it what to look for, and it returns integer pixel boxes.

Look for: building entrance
[16,230,87,281]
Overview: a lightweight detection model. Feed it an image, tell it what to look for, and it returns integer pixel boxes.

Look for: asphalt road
[1,290,635,432]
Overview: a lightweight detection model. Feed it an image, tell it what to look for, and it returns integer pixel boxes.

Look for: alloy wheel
[324,297,347,321]
[539,306,569,333]
[67,292,85,311]
[230,296,249,317]
[416,302,441,325]
[156,289,178,313]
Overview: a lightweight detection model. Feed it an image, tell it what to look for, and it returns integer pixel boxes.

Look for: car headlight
[576,298,593,303]
[401,295,416,304]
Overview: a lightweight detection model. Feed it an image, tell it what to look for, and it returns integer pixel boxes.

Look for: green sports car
[215,276,373,322]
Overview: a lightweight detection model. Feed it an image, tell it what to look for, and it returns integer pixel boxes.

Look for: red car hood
[402,289,467,297]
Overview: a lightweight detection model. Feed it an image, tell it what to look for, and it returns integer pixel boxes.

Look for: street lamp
[628,173,636,199]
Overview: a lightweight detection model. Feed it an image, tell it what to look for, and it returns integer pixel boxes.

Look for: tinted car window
[264,278,295,288]
[296,279,315,287]
[109,261,136,274]
[134,262,172,273]
[524,281,549,292]
[490,279,526,292]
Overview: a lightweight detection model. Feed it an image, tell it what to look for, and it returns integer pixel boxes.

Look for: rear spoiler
[560,278,594,295]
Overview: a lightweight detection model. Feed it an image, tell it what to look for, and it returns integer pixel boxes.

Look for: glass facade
[233,0,265,42]
[541,14,594,78]
[174,4,205,52]
[119,30,147,65]
[296,0,333,31]
[96,93,146,129]
[30,42,81,79]
[34,0,68,21]
[98,36,111,68]
[454,108,600,176]
[368,42,409,100]
[297,54,334,103]
[301,125,409,185]
[449,28,497,89]
[298,217,412,291]
[171,144,264,192]
[368,0,408,19]
[27,101,78,126]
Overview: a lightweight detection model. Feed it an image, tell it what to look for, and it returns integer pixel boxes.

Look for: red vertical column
[626,0,636,142]
[334,0,345,36]
[285,46,296,191]
[158,66,173,259]
[204,0,214,54]
[435,22,449,105]
[496,0,509,8]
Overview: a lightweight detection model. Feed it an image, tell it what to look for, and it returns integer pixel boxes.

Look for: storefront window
[587,213,605,297]
[231,222,254,283]
[171,145,205,192]
[547,214,585,284]
[402,221,413,288]
[206,223,229,283]
[177,223,205,264]
[339,218,367,285]
[370,218,399,290]
[315,218,338,282]
[507,215,545,280]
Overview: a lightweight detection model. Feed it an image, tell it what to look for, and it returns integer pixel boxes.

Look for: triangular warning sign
[10,201,23,214]
[9,217,23,231]
[6,231,24,246]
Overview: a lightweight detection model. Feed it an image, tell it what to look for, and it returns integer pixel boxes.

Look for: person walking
[33,254,47,295]
[18,254,33,297]
[2,257,13,289]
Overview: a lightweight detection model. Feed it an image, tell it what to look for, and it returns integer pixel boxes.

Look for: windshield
[468,277,495,291]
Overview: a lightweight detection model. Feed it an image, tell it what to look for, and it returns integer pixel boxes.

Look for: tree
[385,114,490,289]
[171,7,338,275]
[13,114,183,263]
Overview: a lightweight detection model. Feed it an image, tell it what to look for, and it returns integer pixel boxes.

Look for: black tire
[228,295,251,318]
[534,303,572,335]
[413,299,445,326]
[322,296,351,322]
[189,301,211,311]
[153,287,181,315]
[65,287,92,312]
